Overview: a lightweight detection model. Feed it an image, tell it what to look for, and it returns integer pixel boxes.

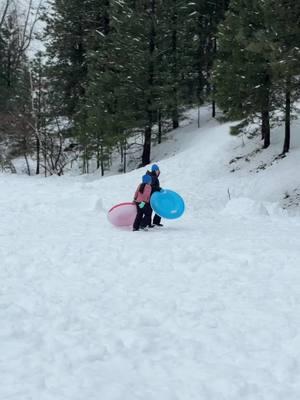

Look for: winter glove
[139,202,145,209]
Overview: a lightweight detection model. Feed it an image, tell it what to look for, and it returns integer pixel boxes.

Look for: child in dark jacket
[147,164,163,226]
[133,174,152,231]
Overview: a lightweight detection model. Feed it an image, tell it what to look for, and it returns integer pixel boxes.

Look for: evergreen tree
[82,0,141,174]
[214,0,275,148]
[30,52,48,175]
[44,0,110,118]
[265,0,300,154]
[0,8,34,171]
[43,0,231,171]
[88,0,163,167]
[178,0,229,115]
[44,0,88,118]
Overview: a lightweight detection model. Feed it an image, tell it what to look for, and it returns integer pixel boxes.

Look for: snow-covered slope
[1,107,300,400]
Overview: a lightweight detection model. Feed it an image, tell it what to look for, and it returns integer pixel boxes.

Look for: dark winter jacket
[147,170,161,194]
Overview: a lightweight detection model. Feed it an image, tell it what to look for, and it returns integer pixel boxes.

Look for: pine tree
[265,0,300,154]
[44,0,110,118]
[138,0,160,166]
[156,0,184,132]
[30,52,48,175]
[0,8,34,171]
[166,0,230,123]
[214,0,275,148]
[44,0,88,118]
[80,0,140,174]
[90,0,163,167]
[43,0,231,172]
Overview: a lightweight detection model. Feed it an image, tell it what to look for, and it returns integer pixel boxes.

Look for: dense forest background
[0,0,299,176]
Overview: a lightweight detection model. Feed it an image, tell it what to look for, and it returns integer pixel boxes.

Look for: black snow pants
[133,202,152,230]
[149,205,161,225]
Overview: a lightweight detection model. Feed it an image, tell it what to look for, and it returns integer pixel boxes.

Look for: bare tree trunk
[35,62,43,175]
[158,109,162,144]
[96,149,100,170]
[103,0,110,35]
[212,94,216,118]
[262,73,271,149]
[261,110,270,149]
[96,134,101,170]
[29,68,41,175]
[82,148,88,174]
[120,143,124,163]
[123,145,126,173]
[100,145,104,176]
[36,135,40,174]
[24,152,31,175]
[142,124,151,166]
[211,39,217,118]
[142,0,156,166]
[282,76,291,154]
[0,0,10,29]
[43,146,47,177]
[262,108,270,148]
[171,0,179,130]
[172,103,179,129]
[196,11,205,113]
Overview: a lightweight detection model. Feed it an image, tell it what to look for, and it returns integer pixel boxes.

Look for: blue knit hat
[151,164,160,172]
[142,174,152,184]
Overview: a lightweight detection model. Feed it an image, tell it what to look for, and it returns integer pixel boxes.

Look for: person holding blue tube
[147,164,163,227]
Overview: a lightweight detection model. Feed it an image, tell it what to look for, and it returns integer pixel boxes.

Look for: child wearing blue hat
[147,164,163,227]
[133,174,152,231]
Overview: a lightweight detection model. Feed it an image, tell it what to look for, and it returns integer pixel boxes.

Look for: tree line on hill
[0,0,299,176]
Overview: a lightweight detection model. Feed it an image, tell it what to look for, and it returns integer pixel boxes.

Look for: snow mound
[221,197,269,217]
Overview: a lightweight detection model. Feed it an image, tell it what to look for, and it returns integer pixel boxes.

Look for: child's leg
[153,214,162,225]
[148,204,153,224]
[133,204,144,230]
[141,203,152,227]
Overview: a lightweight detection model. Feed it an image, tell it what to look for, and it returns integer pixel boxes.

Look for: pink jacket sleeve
[134,187,139,201]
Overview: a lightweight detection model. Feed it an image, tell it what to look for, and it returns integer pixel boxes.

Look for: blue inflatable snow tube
[150,189,185,219]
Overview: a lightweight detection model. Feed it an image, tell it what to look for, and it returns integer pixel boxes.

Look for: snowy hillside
[1,107,300,400]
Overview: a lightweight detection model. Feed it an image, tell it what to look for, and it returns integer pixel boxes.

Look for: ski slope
[1,107,300,400]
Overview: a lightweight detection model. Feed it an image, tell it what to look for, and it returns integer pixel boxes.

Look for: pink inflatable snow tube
[108,202,137,227]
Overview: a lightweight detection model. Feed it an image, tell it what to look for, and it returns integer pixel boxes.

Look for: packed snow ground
[1,107,300,400]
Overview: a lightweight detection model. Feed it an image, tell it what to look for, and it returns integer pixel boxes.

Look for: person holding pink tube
[132,174,152,231]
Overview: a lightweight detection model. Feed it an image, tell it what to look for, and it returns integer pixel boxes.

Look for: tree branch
[0,0,10,29]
